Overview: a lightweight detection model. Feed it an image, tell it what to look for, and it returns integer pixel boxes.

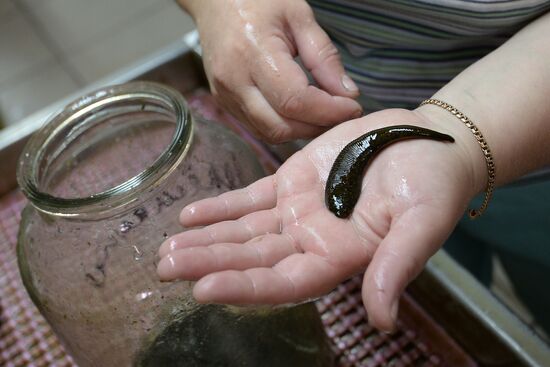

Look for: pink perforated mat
[0,92,475,366]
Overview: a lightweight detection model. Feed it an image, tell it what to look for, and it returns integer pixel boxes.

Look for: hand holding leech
[159,8,550,332]
[157,109,480,332]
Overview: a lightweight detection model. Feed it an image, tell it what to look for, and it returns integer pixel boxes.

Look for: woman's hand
[157,108,484,332]
[178,0,362,143]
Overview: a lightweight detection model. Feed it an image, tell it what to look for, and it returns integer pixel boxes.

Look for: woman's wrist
[413,104,488,201]
[419,14,550,192]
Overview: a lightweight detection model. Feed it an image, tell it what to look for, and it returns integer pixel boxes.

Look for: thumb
[362,206,456,332]
[288,5,359,98]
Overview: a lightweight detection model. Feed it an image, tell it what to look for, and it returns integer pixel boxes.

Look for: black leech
[325,125,454,218]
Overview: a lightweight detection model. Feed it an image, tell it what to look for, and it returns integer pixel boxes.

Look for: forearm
[417,12,550,192]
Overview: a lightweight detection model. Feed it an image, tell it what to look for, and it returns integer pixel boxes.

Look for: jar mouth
[17,82,193,218]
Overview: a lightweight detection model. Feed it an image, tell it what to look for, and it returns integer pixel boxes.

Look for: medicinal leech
[325,125,454,218]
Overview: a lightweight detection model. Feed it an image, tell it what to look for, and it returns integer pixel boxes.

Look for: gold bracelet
[419,98,495,219]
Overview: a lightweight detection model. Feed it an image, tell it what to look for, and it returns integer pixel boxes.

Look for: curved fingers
[179,175,277,226]
[210,82,267,140]
[252,56,362,126]
[248,32,361,127]
[239,87,330,143]
[286,1,359,98]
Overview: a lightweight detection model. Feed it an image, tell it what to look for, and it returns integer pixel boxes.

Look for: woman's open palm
[158,108,476,331]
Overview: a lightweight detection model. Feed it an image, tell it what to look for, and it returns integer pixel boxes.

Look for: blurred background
[0,0,195,128]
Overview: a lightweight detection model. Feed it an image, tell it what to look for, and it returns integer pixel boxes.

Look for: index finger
[180,175,277,226]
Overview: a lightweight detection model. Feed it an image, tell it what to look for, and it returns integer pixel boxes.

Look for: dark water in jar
[136,303,333,367]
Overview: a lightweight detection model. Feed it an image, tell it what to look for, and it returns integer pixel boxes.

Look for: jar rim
[17,82,193,218]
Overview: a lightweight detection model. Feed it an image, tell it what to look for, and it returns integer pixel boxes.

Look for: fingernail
[184,206,196,216]
[342,74,358,93]
[157,254,176,280]
[168,239,180,252]
[179,206,195,224]
[352,109,363,119]
[158,237,175,258]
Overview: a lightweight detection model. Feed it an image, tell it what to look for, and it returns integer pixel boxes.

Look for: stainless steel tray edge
[427,251,550,366]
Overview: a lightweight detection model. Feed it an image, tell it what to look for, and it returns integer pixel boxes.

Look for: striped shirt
[308,0,550,112]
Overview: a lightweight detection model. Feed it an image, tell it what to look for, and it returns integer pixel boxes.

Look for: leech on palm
[157,109,476,332]
[158,166,356,305]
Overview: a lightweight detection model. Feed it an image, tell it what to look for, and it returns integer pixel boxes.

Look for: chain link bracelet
[419,98,495,219]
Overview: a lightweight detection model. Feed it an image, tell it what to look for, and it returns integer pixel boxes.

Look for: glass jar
[16,82,333,367]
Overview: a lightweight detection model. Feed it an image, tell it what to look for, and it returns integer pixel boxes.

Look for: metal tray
[1,31,549,367]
